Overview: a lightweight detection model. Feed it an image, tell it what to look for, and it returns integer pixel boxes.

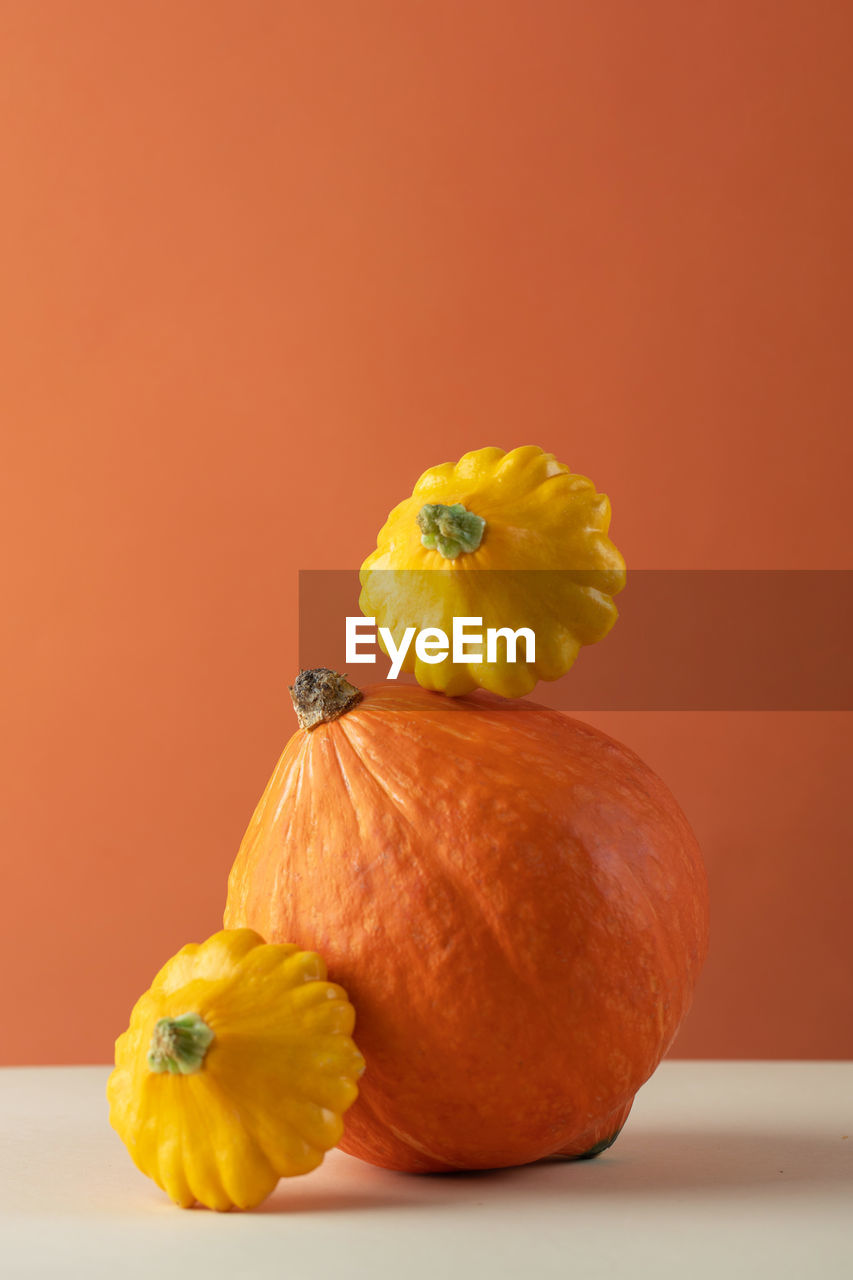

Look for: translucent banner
[297,570,852,711]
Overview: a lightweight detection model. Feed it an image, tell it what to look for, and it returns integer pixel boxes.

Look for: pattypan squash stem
[147,1012,214,1074]
[417,503,486,559]
[290,669,363,731]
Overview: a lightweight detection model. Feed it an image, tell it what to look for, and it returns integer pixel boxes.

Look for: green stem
[147,1012,214,1075]
[417,503,486,559]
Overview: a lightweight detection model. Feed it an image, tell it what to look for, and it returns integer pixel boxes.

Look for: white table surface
[0,1061,850,1279]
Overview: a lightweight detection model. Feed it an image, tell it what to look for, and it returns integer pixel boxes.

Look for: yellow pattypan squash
[359,445,626,697]
[107,928,365,1211]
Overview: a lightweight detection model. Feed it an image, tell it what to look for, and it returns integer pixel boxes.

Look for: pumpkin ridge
[334,717,421,842]
[335,711,535,977]
[386,1120,466,1170]
[338,702,573,1034]
[270,732,310,829]
[328,717,476,954]
[326,725,380,845]
[592,849,684,1065]
[264,738,311,926]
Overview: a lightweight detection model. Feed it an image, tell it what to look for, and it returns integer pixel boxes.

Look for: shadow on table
[253,1128,850,1213]
[530,1128,851,1196]
[252,1185,424,1215]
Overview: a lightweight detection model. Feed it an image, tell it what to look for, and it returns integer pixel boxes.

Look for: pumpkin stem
[290,668,363,731]
[417,503,486,559]
[147,1012,214,1075]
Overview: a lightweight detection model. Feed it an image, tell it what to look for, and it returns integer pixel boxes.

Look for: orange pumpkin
[224,670,708,1173]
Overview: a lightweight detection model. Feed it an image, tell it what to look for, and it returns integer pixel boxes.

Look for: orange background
[1,1,851,1064]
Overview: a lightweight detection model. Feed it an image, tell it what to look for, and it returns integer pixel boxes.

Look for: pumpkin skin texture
[107,928,365,1210]
[358,445,626,698]
[224,681,708,1174]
